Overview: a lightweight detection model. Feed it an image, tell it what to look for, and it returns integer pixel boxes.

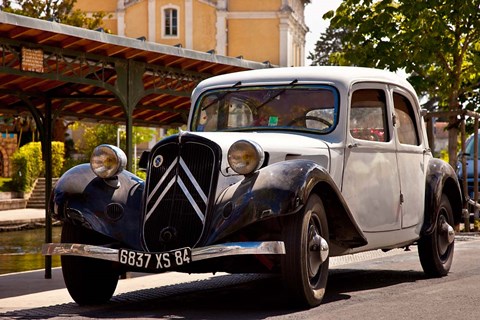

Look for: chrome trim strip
[42,241,286,263]
[191,241,285,261]
[178,177,205,223]
[147,157,178,203]
[179,157,208,204]
[145,177,175,221]
[42,243,119,262]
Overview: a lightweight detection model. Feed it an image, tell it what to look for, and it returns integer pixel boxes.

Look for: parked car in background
[43,66,463,309]
[457,131,480,219]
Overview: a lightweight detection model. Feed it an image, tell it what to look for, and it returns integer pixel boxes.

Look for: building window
[164,8,178,37]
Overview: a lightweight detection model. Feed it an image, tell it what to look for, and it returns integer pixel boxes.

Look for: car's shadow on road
[322,268,426,304]
[0,269,427,319]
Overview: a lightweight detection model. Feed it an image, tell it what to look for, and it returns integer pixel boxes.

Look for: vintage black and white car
[43,66,463,308]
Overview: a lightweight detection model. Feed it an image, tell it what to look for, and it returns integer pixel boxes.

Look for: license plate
[118,247,192,271]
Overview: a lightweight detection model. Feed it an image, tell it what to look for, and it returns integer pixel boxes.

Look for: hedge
[11,141,65,192]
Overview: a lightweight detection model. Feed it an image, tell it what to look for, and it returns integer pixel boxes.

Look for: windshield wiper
[256,79,298,110]
[201,81,242,111]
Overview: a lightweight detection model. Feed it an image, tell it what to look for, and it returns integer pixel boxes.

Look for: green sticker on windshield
[268,116,278,126]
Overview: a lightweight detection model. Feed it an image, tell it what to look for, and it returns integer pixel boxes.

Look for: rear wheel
[418,194,455,277]
[281,194,329,308]
[61,221,119,305]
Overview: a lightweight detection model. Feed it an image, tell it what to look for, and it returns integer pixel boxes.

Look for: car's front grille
[143,135,220,251]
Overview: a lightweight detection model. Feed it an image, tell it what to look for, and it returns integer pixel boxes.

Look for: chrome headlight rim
[90,144,127,179]
[227,140,265,176]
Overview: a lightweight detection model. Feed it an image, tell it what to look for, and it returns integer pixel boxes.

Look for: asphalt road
[1,236,479,320]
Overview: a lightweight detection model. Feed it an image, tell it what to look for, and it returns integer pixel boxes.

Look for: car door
[342,83,402,232]
[390,86,426,228]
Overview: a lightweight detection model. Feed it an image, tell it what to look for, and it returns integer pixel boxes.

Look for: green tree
[308,25,347,66]
[77,123,156,164]
[79,123,118,159]
[317,0,480,167]
[0,0,107,29]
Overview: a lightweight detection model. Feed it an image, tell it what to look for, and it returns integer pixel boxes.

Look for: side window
[350,89,389,142]
[393,93,420,145]
[163,7,178,37]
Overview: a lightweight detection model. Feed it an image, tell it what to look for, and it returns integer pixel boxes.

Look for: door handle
[348,143,358,149]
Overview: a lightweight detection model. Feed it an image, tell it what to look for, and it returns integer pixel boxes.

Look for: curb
[0,219,61,231]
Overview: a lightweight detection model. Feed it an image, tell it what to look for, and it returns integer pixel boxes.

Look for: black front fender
[424,158,463,235]
[204,159,367,248]
[51,164,145,249]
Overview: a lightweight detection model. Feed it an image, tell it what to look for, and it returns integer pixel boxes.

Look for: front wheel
[281,194,330,308]
[61,221,120,305]
[418,194,455,277]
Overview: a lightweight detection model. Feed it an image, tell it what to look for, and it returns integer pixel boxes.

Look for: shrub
[135,170,146,180]
[11,142,43,192]
[61,157,88,175]
[0,177,14,192]
[11,141,65,192]
[52,141,66,177]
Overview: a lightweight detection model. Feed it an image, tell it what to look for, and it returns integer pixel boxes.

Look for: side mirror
[459,152,471,159]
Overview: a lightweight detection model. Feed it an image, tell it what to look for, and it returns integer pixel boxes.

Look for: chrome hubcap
[307,221,329,278]
[437,214,454,256]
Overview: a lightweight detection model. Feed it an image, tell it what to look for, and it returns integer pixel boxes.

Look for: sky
[304,0,343,65]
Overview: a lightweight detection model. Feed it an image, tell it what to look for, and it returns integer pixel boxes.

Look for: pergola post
[18,94,54,278]
[124,60,148,171]
[125,115,134,171]
[43,98,53,279]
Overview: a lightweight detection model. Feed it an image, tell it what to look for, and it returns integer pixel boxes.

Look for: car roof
[465,131,480,145]
[194,66,416,95]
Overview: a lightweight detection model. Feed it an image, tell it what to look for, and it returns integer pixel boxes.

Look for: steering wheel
[287,116,333,128]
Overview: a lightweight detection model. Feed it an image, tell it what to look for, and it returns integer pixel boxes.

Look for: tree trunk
[447,89,460,169]
[53,118,72,142]
[448,124,458,169]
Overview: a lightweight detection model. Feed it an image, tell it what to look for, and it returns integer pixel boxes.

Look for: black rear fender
[424,158,463,235]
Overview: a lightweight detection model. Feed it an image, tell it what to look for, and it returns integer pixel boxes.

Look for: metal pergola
[0,11,270,278]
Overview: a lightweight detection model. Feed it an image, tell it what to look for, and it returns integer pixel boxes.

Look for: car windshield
[192,85,338,133]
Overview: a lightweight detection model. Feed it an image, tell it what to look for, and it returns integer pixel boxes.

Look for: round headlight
[90,144,127,179]
[227,140,264,175]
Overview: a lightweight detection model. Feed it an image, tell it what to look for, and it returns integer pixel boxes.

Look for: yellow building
[75,0,309,67]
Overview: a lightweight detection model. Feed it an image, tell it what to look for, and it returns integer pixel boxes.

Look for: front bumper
[42,241,286,263]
